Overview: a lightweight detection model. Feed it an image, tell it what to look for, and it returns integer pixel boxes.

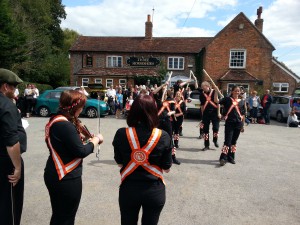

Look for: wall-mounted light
[239,23,244,30]
[188,64,193,68]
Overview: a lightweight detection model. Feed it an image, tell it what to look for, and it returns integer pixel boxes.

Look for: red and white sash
[120,127,164,184]
[203,90,218,111]
[45,115,82,180]
[224,98,243,120]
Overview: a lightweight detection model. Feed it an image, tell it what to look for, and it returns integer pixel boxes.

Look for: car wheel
[86,107,98,118]
[39,106,50,117]
[276,111,283,122]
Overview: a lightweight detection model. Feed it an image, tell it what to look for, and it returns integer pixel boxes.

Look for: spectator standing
[248,91,260,123]
[106,85,116,115]
[115,89,123,118]
[31,84,39,113]
[261,89,273,125]
[24,84,34,118]
[0,68,27,225]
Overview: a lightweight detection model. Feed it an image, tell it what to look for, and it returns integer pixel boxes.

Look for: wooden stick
[162,71,172,101]
[203,69,224,98]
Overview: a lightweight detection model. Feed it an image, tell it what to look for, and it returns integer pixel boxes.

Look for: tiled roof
[219,70,259,81]
[70,36,213,54]
[75,68,159,76]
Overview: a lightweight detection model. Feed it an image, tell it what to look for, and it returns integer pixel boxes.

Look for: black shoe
[198,135,203,139]
[172,155,181,165]
[175,144,179,148]
[228,157,236,164]
[202,146,209,151]
[179,132,183,136]
[219,159,226,166]
[213,141,219,148]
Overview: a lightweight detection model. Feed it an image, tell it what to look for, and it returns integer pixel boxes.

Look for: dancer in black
[152,84,180,165]
[44,90,103,225]
[214,85,246,166]
[199,81,220,150]
[113,94,172,225]
[172,91,186,151]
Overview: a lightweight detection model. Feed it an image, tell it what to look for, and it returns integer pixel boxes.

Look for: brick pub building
[69,7,299,95]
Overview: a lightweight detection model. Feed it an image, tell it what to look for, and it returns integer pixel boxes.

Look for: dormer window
[86,55,93,67]
[229,50,246,68]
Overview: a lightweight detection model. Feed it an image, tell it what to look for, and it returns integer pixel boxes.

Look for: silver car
[269,96,295,122]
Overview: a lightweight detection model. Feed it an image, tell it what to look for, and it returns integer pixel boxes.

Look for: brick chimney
[145,14,153,40]
[255,6,264,32]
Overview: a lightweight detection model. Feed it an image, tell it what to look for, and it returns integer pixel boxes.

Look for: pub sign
[127,57,160,67]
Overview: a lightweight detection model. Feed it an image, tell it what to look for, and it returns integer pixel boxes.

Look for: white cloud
[61,0,236,37]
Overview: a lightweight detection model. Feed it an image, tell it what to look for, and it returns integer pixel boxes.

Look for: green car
[34,90,109,118]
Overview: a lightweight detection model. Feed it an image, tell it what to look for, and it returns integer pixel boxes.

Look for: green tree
[0,0,26,69]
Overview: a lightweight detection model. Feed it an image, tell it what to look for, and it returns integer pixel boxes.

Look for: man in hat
[0,68,27,225]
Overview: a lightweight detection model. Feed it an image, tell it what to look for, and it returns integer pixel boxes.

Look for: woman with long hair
[44,90,103,225]
[214,85,246,166]
[113,94,172,225]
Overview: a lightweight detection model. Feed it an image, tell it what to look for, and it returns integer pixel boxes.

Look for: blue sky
[61,0,300,76]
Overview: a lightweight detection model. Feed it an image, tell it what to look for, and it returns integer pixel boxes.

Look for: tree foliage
[0,0,77,88]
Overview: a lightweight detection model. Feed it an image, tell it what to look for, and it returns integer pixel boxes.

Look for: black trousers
[220,121,243,160]
[44,174,82,225]
[119,180,166,225]
[172,116,183,135]
[0,157,24,225]
[202,111,220,134]
[202,111,220,147]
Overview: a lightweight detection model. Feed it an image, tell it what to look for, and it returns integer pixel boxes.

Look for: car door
[48,91,62,113]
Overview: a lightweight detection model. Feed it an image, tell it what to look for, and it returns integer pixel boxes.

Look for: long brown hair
[59,90,87,131]
[127,94,158,130]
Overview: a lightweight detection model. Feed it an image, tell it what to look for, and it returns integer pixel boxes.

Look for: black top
[199,88,218,114]
[219,97,246,123]
[113,124,172,182]
[44,115,94,180]
[0,92,27,156]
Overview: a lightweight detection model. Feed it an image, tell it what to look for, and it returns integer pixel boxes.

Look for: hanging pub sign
[127,57,160,67]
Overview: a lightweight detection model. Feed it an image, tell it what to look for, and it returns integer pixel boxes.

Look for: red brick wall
[204,15,274,92]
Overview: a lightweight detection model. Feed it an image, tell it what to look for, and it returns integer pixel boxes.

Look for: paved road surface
[21,116,300,225]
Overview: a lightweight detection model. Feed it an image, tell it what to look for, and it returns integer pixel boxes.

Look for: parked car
[269,96,300,122]
[292,87,300,97]
[87,83,107,100]
[185,90,201,117]
[55,86,81,91]
[34,90,109,118]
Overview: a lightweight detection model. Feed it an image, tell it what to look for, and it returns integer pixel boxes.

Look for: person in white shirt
[287,110,299,127]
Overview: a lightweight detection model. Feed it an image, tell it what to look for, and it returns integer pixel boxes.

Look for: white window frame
[229,50,246,69]
[107,56,122,67]
[119,79,126,87]
[168,57,184,70]
[94,78,102,84]
[106,79,113,88]
[82,78,89,87]
[273,83,289,93]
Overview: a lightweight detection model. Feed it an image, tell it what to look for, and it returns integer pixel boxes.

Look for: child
[287,110,299,127]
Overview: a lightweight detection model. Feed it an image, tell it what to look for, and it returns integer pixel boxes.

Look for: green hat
[0,68,23,85]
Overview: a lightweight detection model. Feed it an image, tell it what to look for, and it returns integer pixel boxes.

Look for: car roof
[55,86,80,90]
